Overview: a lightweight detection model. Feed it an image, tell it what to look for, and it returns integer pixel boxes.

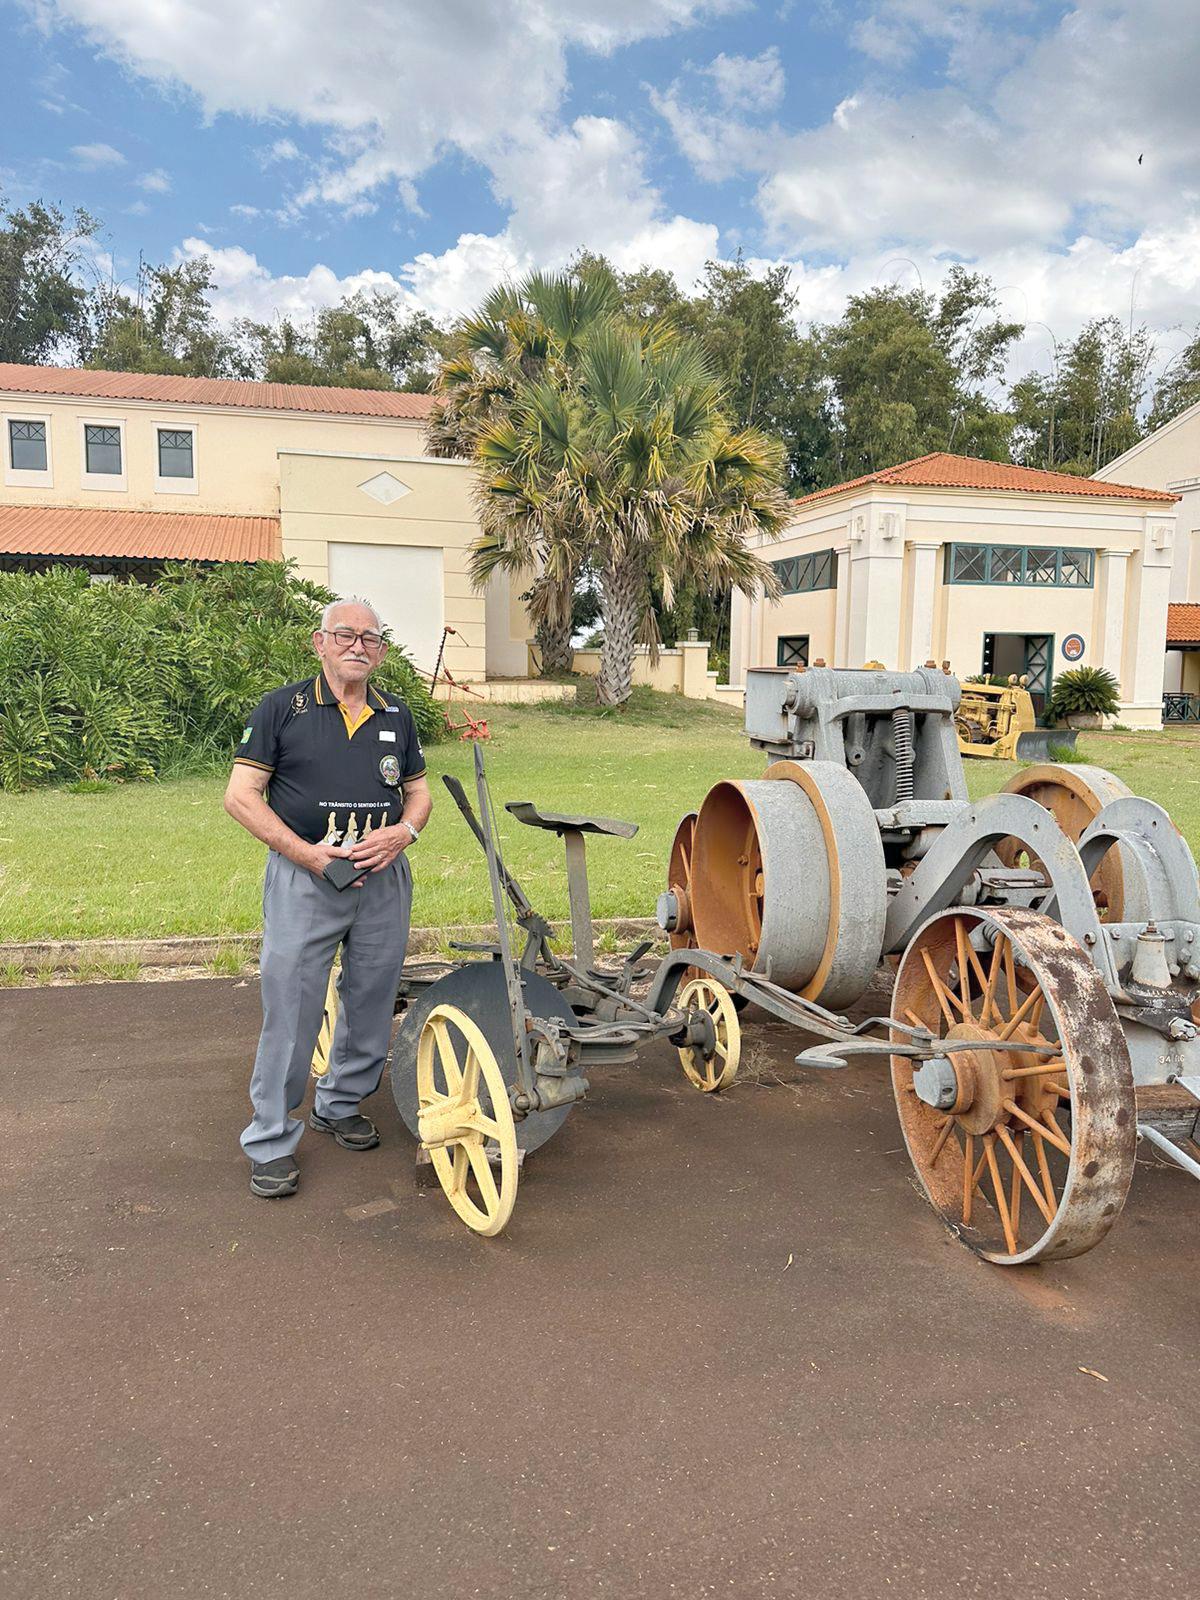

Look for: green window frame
[157,427,194,479]
[771,549,838,595]
[777,634,809,668]
[84,423,122,475]
[9,419,47,471]
[945,543,1094,588]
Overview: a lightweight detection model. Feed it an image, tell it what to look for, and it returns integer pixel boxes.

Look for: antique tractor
[662,664,1200,1265]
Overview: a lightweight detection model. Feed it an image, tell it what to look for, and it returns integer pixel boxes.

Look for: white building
[729,452,1177,728]
[1094,402,1200,702]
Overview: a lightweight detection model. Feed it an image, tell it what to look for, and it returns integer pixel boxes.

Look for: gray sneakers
[308,1109,380,1150]
[250,1156,299,1198]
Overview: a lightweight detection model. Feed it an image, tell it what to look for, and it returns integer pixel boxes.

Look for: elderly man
[224,599,432,1197]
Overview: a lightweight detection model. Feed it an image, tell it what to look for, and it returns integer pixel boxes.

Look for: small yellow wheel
[416,1004,519,1236]
[676,977,741,1092]
[310,955,341,1080]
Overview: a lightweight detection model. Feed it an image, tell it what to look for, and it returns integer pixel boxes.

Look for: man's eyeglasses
[326,627,385,650]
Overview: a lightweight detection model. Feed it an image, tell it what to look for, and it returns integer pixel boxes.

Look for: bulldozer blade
[1013,727,1077,762]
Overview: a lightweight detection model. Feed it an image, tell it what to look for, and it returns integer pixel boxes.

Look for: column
[1097,549,1130,684]
[832,543,851,666]
[907,542,940,667]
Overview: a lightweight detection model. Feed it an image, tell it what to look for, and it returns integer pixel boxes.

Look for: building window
[945,543,1094,588]
[157,428,194,478]
[772,549,838,594]
[9,419,47,472]
[84,424,122,476]
[777,635,809,668]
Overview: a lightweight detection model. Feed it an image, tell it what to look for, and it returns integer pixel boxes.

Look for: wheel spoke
[1032,1127,1058,1212]
[954,918,972,1010]
[962,1132,975,1225]
[998,985,1044,1040]
[468,1111,504,1141]
[997,1125,1057,1227]
[981,936,1004,1025]
[1003,940,1019,1020]
[1002,1059,1066,1080]
[447,1141,469,1197]
[430,1016,464,1096]
[929,1115,955,1164]
[920,948,959,1027]
[465,1140,500,1216]
[984,1137,1018,1254]
[459,1047,481,1107]
[1003,1098,1072,1156]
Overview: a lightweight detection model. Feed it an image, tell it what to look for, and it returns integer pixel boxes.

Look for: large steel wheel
[417,1003,519,1236]
[997,765,1132,919]
[666,812,698,955]
[891,906,1135,1265]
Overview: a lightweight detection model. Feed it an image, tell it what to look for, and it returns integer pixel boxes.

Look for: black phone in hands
[323,856,370,890]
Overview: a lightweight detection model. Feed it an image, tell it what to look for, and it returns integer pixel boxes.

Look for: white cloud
[753,0,1200,257]
[704,48,784,110]
[137,167,171,193]
[37,0,733,210]
[70,141,125,167]
[229,203,260,219]
[261,138,300,165]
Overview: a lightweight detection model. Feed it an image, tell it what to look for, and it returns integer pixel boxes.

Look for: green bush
[1045,666,1121,724]
[0,561,441,790]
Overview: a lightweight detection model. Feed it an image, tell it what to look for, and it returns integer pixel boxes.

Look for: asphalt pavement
[2,978,1198,1600]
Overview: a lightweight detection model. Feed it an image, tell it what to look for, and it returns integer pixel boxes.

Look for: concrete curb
[0,917,662,973]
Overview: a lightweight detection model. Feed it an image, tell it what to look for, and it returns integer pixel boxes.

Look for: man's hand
[304,841,361,884]
[348,823,410,873]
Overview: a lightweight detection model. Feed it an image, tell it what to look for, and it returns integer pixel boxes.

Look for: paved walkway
[2,980,1197,1599]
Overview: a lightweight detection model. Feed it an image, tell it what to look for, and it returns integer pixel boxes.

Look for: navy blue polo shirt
[234,673,426,845]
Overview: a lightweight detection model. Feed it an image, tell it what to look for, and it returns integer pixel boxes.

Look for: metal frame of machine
[661,663,1200,1264]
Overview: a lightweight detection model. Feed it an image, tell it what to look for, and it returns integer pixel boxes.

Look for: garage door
[327,543,444,676]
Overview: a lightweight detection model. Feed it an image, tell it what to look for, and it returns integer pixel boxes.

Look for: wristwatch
[399,819,421,846]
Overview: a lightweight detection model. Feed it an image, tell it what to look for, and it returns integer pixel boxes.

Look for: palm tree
[428,270,622,674]
[474,322,790,706]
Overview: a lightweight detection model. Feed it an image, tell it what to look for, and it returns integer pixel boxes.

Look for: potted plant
[1045,666,1121,729]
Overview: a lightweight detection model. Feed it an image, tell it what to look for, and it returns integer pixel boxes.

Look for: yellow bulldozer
[954,674,1076,762]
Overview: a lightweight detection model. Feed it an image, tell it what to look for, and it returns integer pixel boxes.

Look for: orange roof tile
[794,452,1178,506]
[0,505,280,563]
[1167,603,1200,646]
[0,363,436,420]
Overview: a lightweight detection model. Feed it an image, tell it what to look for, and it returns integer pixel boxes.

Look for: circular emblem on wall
[1061,633,1085,662]
[379,754,401,786]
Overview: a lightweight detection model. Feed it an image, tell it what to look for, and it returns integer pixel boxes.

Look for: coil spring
[892,707,915,805]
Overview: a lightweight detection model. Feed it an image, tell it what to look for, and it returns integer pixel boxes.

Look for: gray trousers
[240,850,412,1163]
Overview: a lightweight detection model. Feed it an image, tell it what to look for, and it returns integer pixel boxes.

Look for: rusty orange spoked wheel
[666,812,698,957]
[996,765,1131,920]
[891,906,1135,1265]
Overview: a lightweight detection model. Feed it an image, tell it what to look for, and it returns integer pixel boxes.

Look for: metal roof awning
[0,505,281,563]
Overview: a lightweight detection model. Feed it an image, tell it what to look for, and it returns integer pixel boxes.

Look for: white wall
[328,542,445,678]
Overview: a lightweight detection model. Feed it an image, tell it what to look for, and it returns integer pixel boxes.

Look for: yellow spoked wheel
[310,956,341,1079]
[676,977,741,1092]
[416,1004,519,1237]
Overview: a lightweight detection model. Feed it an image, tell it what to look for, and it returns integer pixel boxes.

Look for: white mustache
[346,654,370,664]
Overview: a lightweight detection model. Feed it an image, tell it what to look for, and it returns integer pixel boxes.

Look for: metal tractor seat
[506,801,638,967]
[505,801,638,839]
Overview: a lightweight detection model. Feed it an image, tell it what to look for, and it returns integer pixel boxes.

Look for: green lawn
[4,700,1200,943]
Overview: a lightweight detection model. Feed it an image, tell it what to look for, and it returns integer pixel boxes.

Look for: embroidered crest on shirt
[291,690,309,714]
[380,754,401,786]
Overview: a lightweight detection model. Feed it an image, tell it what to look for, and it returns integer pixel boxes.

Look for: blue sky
[3,0,1198,373]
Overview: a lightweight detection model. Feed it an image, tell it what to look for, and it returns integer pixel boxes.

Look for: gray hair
[319,597,385,632]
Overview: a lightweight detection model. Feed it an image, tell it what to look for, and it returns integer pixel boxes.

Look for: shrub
[1045,666,1121,724]
[0,561,440,790]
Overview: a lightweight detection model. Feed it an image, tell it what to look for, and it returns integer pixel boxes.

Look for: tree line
[5,197,1199,493]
